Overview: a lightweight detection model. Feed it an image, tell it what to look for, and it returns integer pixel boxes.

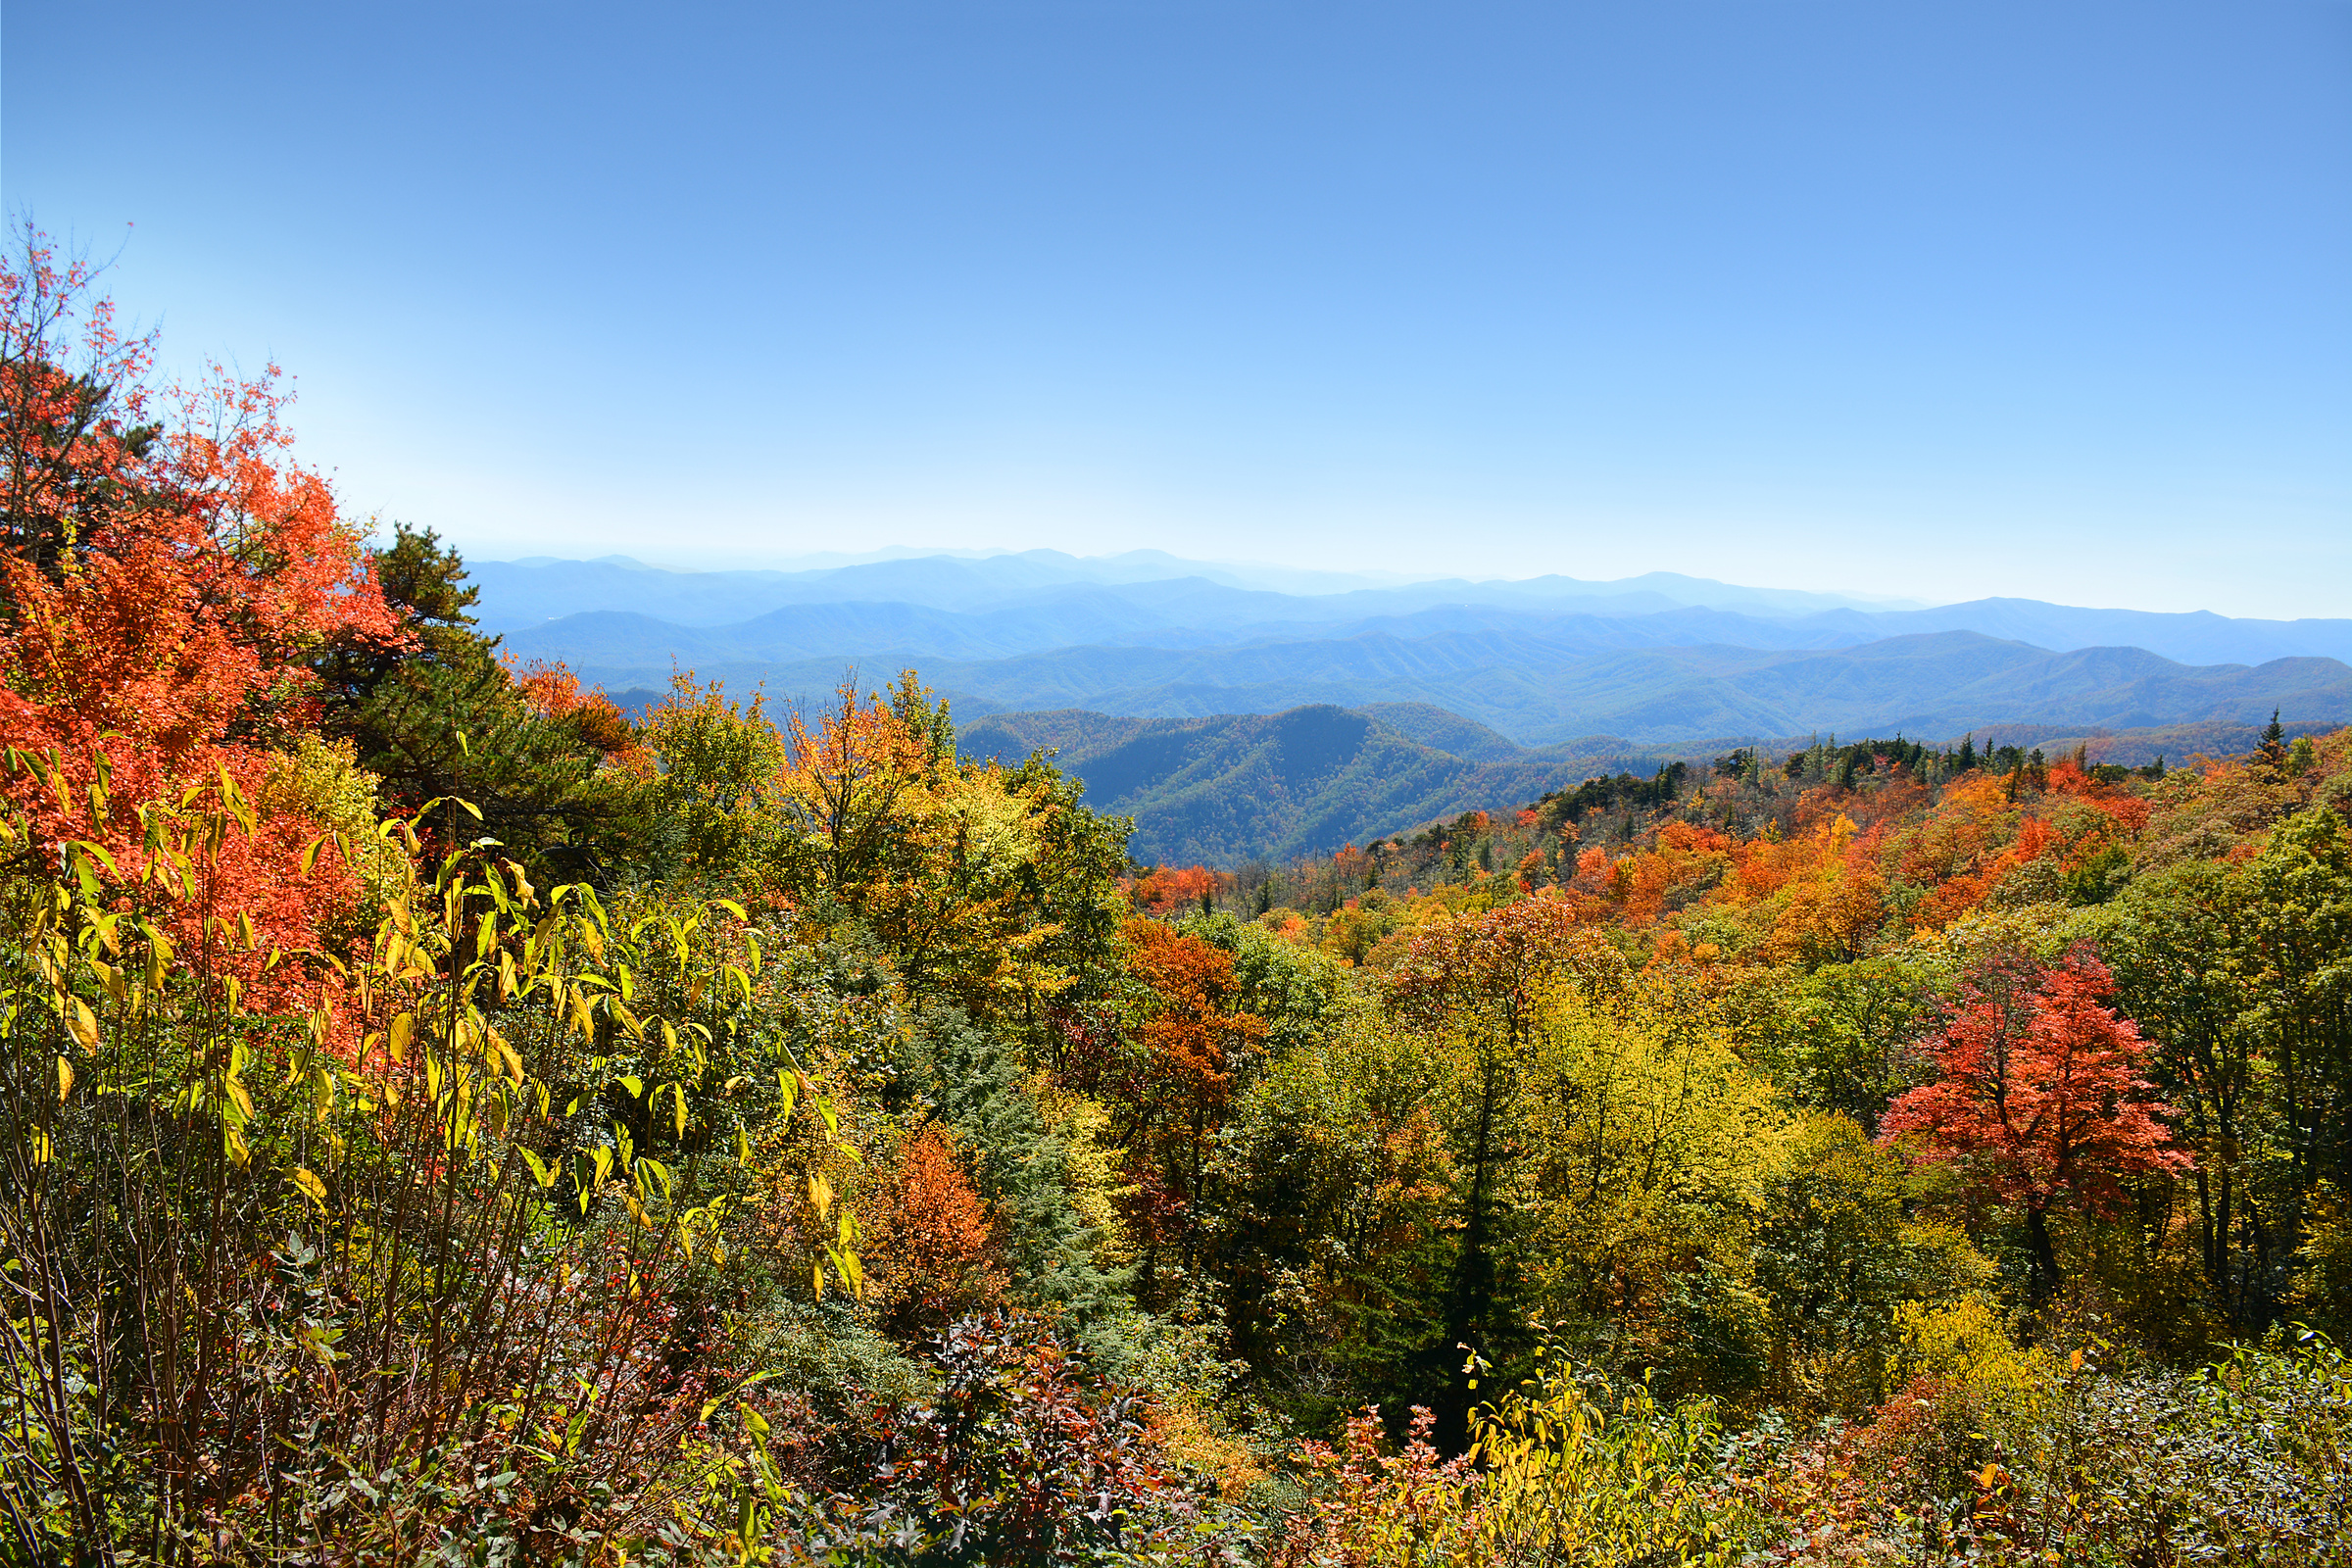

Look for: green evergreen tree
[909,1007,1133,1323]
[2259,708,2289,767]
[313,524,621,871]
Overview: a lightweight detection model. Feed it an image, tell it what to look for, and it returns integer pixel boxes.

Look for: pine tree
[910,1007,1133,1323]
[2259,708,2288,767]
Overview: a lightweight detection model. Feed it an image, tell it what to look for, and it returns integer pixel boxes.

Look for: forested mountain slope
[964,696,2352,865]
[10,251,2349,1565]
[960,704,1688,863]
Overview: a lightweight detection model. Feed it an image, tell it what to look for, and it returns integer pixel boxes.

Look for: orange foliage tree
[1130,863,1221,915]
[1115,918,1266,1291]
[511,657,639,760]
[870,1125,1006,1335]
[1772,814,1890,964]
[779,674,942,906]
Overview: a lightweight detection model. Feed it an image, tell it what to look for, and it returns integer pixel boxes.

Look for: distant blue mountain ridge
[473,552,2352,750]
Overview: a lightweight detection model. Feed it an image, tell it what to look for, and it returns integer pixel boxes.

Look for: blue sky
[5,2,2347,616]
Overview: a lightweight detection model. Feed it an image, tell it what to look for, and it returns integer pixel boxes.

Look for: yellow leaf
[64,996,99,1051]
[808,1172,833,1218]
[293,1166,327,1206]
[57,1055,73,1102]
[488,1027,524,1084]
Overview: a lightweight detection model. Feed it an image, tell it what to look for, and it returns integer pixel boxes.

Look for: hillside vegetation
[6,234,2350,1567]
[961,701,2345,866]
[959,704,1691,864]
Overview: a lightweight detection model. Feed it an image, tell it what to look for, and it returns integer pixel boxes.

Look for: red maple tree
[1880,949,2192,1303]
[2,225,404,1011]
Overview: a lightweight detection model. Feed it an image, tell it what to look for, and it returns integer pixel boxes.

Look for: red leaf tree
[2,224,403,1012]
[1880,949,2192,1304]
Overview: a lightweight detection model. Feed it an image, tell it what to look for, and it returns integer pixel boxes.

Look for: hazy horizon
[463,544,2352,624]
[475,542,1934,608]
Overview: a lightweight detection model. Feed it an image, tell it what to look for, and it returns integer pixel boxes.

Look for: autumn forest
[3,232,2349,1568]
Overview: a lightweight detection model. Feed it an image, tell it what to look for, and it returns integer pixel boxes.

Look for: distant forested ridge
[956,703,1685,864]
[958,700,2344,866]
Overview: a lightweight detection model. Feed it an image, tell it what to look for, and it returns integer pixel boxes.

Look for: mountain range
[470,550,1922,635]
[477,552,2350,750]
[463,550,2348,860]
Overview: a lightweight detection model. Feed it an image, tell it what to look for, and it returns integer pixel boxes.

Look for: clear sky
[5,2,2348,616]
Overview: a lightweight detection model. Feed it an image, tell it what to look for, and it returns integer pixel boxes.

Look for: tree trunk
[1437,1052,1498,1454]
[2025,1200,2062,1314]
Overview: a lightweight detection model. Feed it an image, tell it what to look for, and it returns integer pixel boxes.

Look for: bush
[1275,1344,1758,1567]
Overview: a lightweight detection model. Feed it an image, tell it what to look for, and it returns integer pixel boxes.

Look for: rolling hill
[957,704,1688,865]
[596,629,2350,751]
